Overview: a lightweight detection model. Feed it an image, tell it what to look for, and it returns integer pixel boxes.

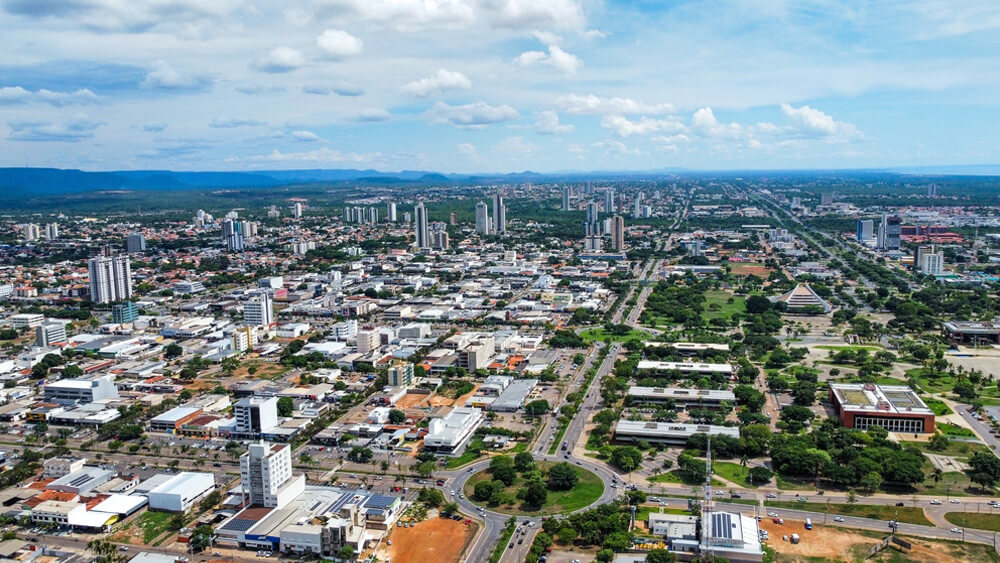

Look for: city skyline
[3,1,1000,173]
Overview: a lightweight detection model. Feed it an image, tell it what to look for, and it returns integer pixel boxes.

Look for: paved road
[956,404,1000,456]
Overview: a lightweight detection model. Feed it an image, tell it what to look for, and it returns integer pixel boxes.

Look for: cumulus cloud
[0,86,100,106]
[291,130,321,141]
[8,114,103,142]
[592,139,641,155]
[253,47,305,73]
[691,107,745,139]
[401,69,471,97]
[312,0,475,31]
[142,60,211,90]
[780,103,860,140]
[427,101,520,129]
[534,110,573,134]
[302,82,364,96]
[2,0,241,33]
[514,45,582,75]
[480,0,586,30]
[457,142,477,156]
[143,122,167,132]
[316,29,363,58]
[209,117,264,128]
[557,94,674,115]
[601,115,686,137]
[493,136,538,154]
[355,108,390,122]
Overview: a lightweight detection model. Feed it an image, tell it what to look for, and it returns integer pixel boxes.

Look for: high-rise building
[584,235,602,252]
[45,223,59,241]
[388,362,414,387]
[415,202,429,249]
[449,212,457,225]
[561,187,571,211]
[878,214,901,250]
[584,201,600,237]
[927,184,938,197]
[244,293,274,327]
[356,329,379,354]
[604,190,614,214]
[856,219,874,242]
[234,397,279,438]
[343,207,352,222]
[88,247,132,304]
[267,205,280,218]
[36,322,67,347]
[240,441,305,509]
[917,246,944,275]
[293,203,303,218]
[821,193,834,206]
[21,223,40,242]
[126,233,146,254]
[585,181,593,194]
[112,302,139,324]
[611,215,626,251]
[475,201,490,235]
[432,229,450,250]
[387,201,397,222]
[633,192,644,218]
[226,233,245,252]
[492,194,506,234]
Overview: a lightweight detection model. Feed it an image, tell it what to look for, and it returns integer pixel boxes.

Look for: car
[715,490,724,496]
[766,493,777,498]
[797,497,807,503]
[509,543,514,549]
[118,547,129,552]
[950,499,961,504]
[834,516,844,522]
[930,499,942,505]
[518,539,523,545]
[951,527,962,533]
[895,502,905,507]
[767,512,777,518]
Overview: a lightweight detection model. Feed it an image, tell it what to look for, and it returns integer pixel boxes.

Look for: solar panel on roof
[68,475,95,487]
[365,495,395,510]
[220,518,256,532]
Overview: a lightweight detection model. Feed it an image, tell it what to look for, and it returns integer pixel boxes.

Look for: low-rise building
[829,383,935,433]
[424,407,484,452]
[612,420,739,446]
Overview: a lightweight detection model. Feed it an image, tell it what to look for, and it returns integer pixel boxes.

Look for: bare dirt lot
[762,520,991,562]
[395,392,430,409]
[377,516,477,563]
[546,548,598,562]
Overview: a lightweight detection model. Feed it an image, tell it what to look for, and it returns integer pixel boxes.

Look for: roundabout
[461,459,605,516]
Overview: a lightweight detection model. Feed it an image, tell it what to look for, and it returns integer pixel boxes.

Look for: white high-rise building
[387,201,397,222]
[919,249,944,276]
[36,322,67,347]
[240,441,305,509]
[492,194,506,234]
[234,396,279,437]
[633,192,644,218]
[475,201,490,235]
[244,293,274,327]
[45,223,59,241]
[604,190,614,214]
[415,202,429,249]
[87,247,132,304]
[356,329,379,354]
[21,224,40,242]
[293,202,303,218]
[561,187,571,211]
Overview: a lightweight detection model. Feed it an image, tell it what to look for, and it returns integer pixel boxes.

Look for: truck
[805,518,812,530]
[790,533,800,544]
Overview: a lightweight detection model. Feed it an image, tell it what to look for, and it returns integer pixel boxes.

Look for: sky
[1,0,1000,173]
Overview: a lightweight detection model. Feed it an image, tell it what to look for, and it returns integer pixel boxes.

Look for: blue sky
[1,0,999,172]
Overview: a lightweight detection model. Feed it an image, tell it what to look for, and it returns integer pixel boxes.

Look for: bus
[805,518,813,530]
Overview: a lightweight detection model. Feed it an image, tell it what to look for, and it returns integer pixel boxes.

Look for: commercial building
[562,187,571,211]
[942,321,1000,345]
[126,233,146,253]
[491,379,538,412]
[626,387,735,409]
[241,441,306,509]
[856,219,874,242]
[148,406,204,434]
[917,246,944,275]
[492,194,506,234]
[635,361,734,378]
[43,457,86,479]
[48,466,114,495]
[415,202,429,249]
[612,420,739,446]
[475,201,490,235]
[610,215,625,251]
[424,407,484,452]
[9,313,44,329]
[36,322,67,347]
[87,247,132,304]
[244,294,274,327]
[877,213,901,250]
[112,302,139,324]
[829,383,935,433]
[701,511,763,562]
[45,223,59,240]
[387,362,413,387]
[43,375,119,404]
[234,396,279,439]
[146,472,216,512]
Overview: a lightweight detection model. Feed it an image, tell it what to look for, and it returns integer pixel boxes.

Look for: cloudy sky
[2,0,999,173]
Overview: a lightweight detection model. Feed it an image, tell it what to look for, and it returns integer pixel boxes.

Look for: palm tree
[931,468,943,486]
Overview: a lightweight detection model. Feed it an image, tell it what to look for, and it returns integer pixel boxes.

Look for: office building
[927,184,937,196]
[492,194,506,234]
[87,247,132,304]
[414,202,429,249]
[44,375,120,404]
[584,235,602,252]
[431,229,449,250]
[388,362,414,387]
[244,293,274,327]
[612,420,739,446]
[611,215,625,251]
[633,192,643,218]
[240,441,305,509]
[856,219,874,242]
[701,511,763,562]
[36,322,67,347]
[626,386,735,409]
[45,223,59,241]
[43,457,87,479]
[387,201,397,222]
[829,383,934,433]
[112,302,139,324]
[267,205,281,218]
[293,203,303,219]
[635,361,734,378]
[562,186,571,211]
[918,247,944,275]
[356,329,379,354]
[424,407,484,452]
[126,233,146,254]
[878,214,901,250]
[234,397,279,438]
[942,321,1000,345]
[475,201,490,235]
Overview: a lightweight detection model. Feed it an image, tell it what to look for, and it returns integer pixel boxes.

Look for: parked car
[834,516,844,522]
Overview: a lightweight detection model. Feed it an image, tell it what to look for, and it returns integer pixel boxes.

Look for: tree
[646,550,679,563]
[847,489,858,504]
[164,343,183,358]
[442,501,460,515]
[189,525,215,552]
[417,487,444,507]
[388,409,406,424]
[970,451,1000,491]
[928,432,949,451]
[860,471,882,495]
[791,381,818,406]
[748,466,773,484]
[547,463,579,491]
[337,545,354,561]
[87,538,127,563]
[348,447,373,463]
[474,481,499,502]
[524,399,550,416]
[745,295,772,314]
[953,380,978,401]
[557,526,577,544]
[277,396,294,417]
[514,451,535,472]
[596,549,614,562]
[493,464,517,486]
[609,446,643,473]
[522,480,548,507]
[199,490,222,512]
[625,490,647,505]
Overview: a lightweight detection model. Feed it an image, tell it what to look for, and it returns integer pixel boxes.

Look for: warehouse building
[145,472,216,512]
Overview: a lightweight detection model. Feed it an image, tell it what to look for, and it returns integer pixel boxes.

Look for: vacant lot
[378,515,477,563]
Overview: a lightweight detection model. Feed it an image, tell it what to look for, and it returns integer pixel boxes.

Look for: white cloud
[457,142,477,156]
[0,86,100,106]
[592,139,641,155]
[493,136,538,154]
[401,69,471,97]
[8,114,103,142]
[312,0,475,31]
[143,122,167,132]
[780,103,860,140]
[209,117,264,128]
[355,108,390,122]
[428,101,520,129]
[316,29,363,59]
[291,130,321,142]
[480,0,586,30]
[2,0,242,33]
[253,47,305,73]
[534,110,573,134]
[515,45,582,75]
[302,82,364,96]
[691,107,745,139]
[234,147,381,164]
[142,60,212,90]
[531,30,563,45]
[601,115,686,137]
[557,94,674,115]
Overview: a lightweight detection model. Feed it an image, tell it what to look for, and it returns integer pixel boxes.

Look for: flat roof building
[613,420,739,446]
[145,472,216,512]
[942,321,1000,345]
[47,466,113,495]
[701,511,763,562]
[43,375,119,405]
[627,386,735,408]
[829,383,935,433]
[424,407,484,452]
[636,361,734,377]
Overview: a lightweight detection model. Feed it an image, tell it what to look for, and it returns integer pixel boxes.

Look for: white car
[767,512,777,518]
[834,516,844,522]
[950,528,962,534]
[929,500,942,505]
[766,493,777,498]
[950,499,961,504]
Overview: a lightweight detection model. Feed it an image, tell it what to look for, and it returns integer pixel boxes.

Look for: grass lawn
[511,442,529,453]
[775,474,814,491]
[580,327,651,344]
[944,512,1000,532]
[939,422,976,438]
[902,439,987,459]
[712,461,762,488]
[923,398,953,416]
[463,461,604,515]
[635,505,691,521]
[703,291,745,321]
[763,501,932,526]
[647,470,725,487]
[446,450,483,469]
[815,344,884,351]
[909,468,992,497]
[906,367,958,394]
[138,511,175,544]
